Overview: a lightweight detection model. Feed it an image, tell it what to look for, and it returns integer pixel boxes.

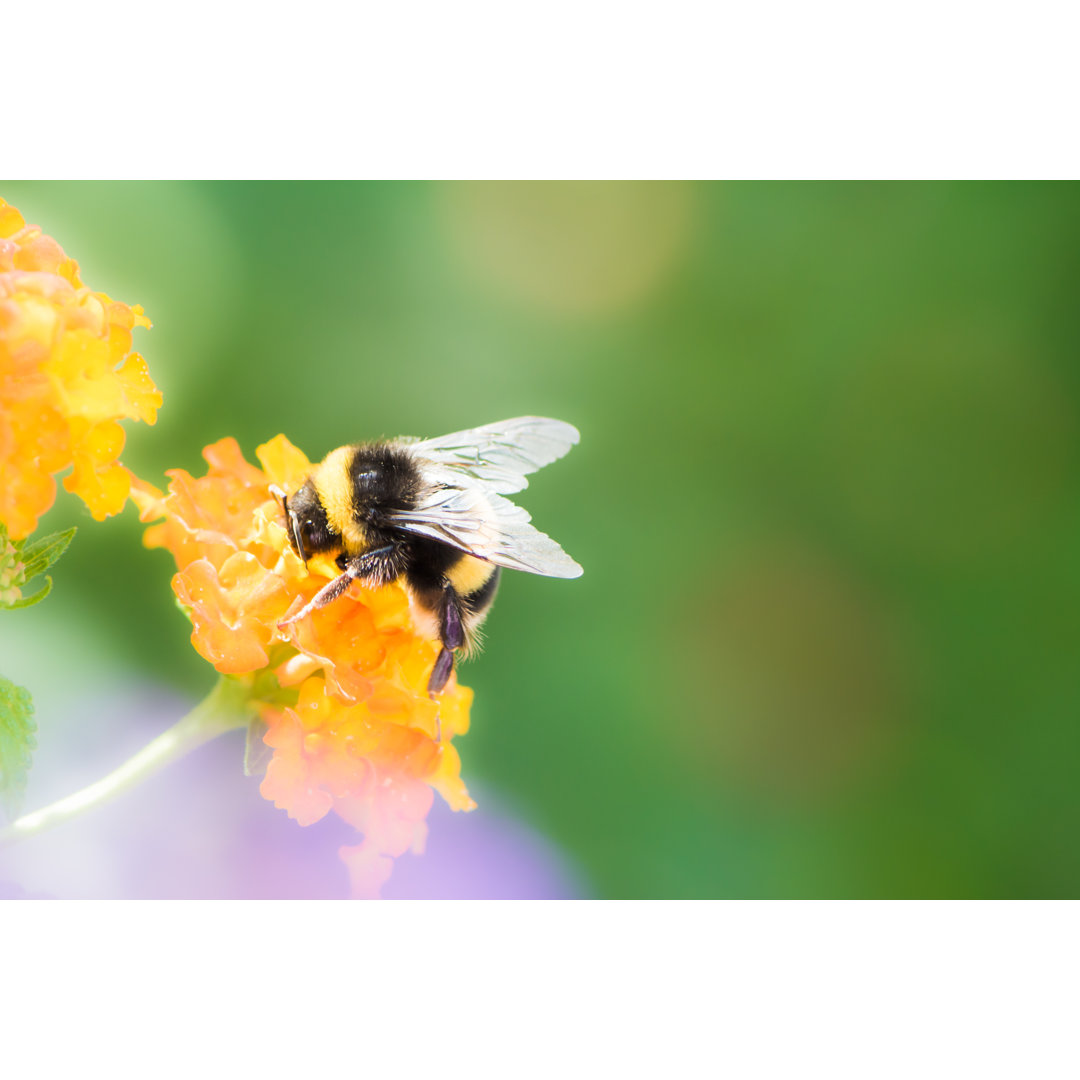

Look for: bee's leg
[429,648,456,697]
[278,545,394,628]
[428,585,466,738]
[279,570,356,627]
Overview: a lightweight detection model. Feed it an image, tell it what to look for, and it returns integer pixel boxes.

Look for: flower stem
[0,675,255,850]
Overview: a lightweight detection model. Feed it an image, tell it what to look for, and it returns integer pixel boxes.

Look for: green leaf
[0,675,36,819]
[251,661,300,709]
[19,527,77,582]
[4,576,53,610]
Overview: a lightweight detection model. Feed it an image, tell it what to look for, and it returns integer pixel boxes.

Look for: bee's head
[280,479,336,565]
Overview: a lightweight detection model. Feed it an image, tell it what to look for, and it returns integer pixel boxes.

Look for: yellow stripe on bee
[312,445,366,552]
[447,554,495,596]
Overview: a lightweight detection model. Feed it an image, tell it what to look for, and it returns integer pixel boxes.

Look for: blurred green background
[3,181,1079,898]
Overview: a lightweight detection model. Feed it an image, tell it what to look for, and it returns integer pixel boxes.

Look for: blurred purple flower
[0,685,587,899]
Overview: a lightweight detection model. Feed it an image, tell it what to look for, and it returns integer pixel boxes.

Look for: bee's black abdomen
[401,534,465,600]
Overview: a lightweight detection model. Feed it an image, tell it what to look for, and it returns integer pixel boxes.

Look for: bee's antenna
[268,484,306,563]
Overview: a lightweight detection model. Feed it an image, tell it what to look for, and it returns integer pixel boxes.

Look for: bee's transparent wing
[405,416,580,494]
[389,467,583,578]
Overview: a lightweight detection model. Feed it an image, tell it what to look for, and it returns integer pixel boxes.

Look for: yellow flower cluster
[131,436,476,897]
[0,197,161,539]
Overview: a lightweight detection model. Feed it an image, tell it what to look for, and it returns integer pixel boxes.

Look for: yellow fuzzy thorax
[311,445,366,552]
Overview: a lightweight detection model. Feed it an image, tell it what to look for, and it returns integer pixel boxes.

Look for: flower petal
[0,198,160,537]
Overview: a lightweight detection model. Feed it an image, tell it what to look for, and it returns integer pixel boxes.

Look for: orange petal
[256,434,312,492]
[116,352,162,424]
[0,199,158,535]
[173,555,287,674]
[0,200,26,239]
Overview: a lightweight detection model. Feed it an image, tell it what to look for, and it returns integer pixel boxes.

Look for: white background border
[4,1,1078,177]
[6,902,1079,1077]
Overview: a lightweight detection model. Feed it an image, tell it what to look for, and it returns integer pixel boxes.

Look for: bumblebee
[274,417,583,697]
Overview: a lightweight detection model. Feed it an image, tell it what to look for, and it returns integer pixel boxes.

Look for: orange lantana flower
[0,197,161,539]
[131,435,476,898]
